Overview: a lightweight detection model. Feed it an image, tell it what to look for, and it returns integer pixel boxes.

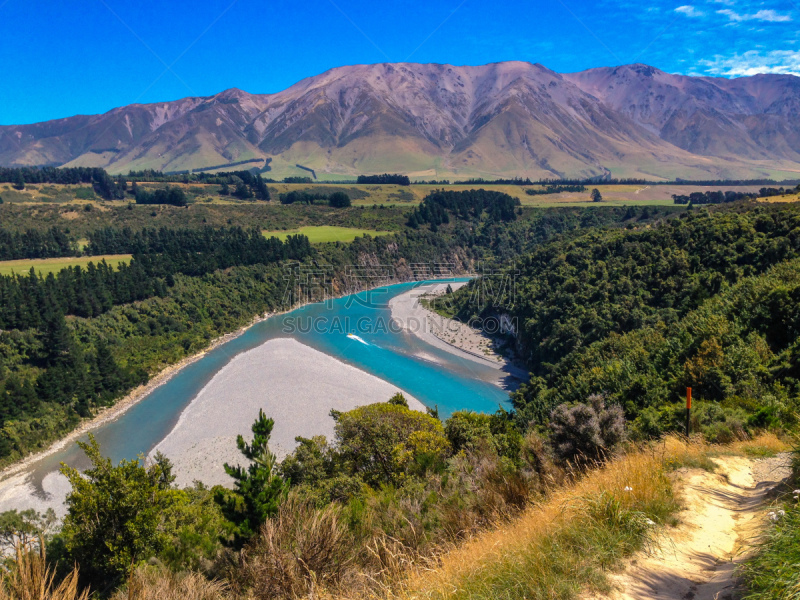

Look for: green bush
[334,402,450,486]
[445,410,522,461]
[58,437,183,589]
[74,187,96,200]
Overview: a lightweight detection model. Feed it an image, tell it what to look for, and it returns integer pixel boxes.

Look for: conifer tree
[215,409,288,543]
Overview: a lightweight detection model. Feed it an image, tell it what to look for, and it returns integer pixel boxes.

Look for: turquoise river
[23,279,517,486]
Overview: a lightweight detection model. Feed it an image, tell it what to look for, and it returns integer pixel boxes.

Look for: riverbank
[388,282,528,386]
[153,338,421,488]
[0,277,500,513]
[0,278,421,483]
[0,310,275,486]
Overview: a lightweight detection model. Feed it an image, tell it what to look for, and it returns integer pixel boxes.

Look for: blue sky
[0,0,796,124]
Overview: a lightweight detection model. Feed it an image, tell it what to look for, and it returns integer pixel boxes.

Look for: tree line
[133,185,188,206]
[278,190,351,207]
[0,227,75,260]
[357,174,411,185]
[671,190,756,205]
[0,167,127,200]
[452,177,534,185]
[758,186,798,197]
[0,227,313,330]
[525,184,587,195]
[407,189,520,230]
[535,177,800,186]
[671,187,798,205]
[85,225,312,257]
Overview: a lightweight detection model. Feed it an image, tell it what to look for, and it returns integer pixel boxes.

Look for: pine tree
[233,181,252,200]
[215,409,288,543]
[254,174,270,201]
[95,340,121,396]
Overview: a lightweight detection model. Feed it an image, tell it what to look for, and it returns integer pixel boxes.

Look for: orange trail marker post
[686,387,692,438]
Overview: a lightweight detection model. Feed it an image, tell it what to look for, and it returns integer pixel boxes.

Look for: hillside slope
[2,62,800,179]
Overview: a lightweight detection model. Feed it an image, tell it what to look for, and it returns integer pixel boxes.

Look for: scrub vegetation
[0,166,797,598]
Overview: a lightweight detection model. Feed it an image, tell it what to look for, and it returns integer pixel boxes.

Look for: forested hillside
[1,184,798,599]
[0,190,668,464]
[447,204,800,436]
[0,229,458,462]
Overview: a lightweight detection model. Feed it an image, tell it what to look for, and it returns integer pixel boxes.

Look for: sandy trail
[589,454,792,600]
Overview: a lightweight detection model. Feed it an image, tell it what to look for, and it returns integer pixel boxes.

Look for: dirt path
[589,454,792,600]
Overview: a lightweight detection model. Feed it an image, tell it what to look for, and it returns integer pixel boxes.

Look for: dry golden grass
[389,433,788,600]
[0,541,89,600]
[235,496,353,600]
[393,437,702,600]
[727,432,790,457]
[114,570,232,600]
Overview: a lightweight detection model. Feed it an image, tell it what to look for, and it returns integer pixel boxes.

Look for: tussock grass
[114,570,232,600]
[0,541,89,600]
[396,440,685,600]
[233,496,353,600]
[728,432,789,458]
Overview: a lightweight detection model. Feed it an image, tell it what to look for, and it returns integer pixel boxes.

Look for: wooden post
[686,387,692,438]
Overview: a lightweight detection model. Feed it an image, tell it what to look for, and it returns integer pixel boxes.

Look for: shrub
[445,410,522,461]
[334,402,450,486]
[549,395,626,464]
[519,430,562,490]
[234,495,353,600]
[328,192,351,208]
[59,437,181,589]
[445,412,493,453]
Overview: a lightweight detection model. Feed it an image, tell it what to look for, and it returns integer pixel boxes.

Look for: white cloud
[675,5,705,17]
[717,8,792,22]
[700,50,800,76]
[708,0,733,5]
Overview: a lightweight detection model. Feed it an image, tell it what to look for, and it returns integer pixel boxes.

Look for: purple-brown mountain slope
[2,62,799,180]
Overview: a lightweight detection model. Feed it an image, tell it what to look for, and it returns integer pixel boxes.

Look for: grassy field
[761,191,800,203]
[267,183,788,207]
[0,254,132,276]
[262,226,393,243]
[5,181,794,210]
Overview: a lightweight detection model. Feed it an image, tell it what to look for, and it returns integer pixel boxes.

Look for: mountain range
[2,61,799,180]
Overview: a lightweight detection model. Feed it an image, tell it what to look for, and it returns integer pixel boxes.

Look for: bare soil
[587,454,793,600]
